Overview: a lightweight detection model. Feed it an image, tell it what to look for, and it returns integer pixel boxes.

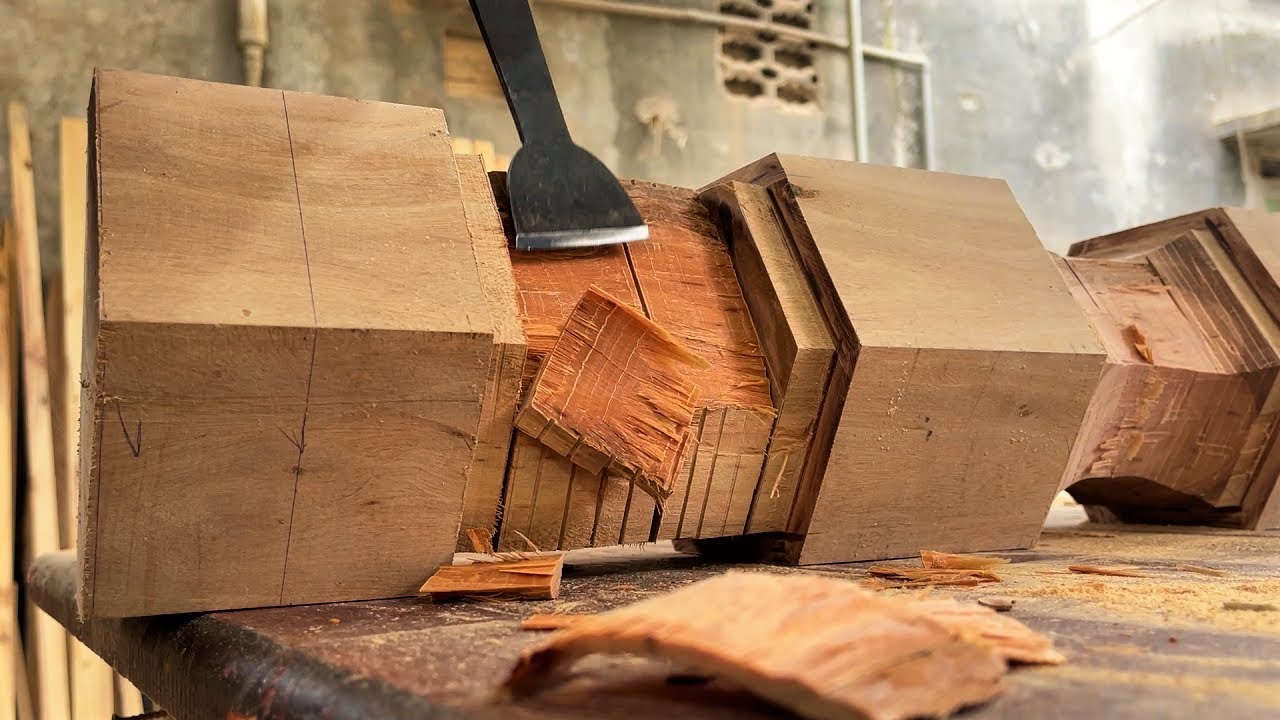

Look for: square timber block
[1062,208,1280,530]
[704,154,1106,564]
[78,70,494,616]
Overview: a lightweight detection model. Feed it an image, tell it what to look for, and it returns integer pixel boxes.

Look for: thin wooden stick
[8,100,71,720]
[113,675,144,718]
[0,217,16,720]
[60,116,116,720]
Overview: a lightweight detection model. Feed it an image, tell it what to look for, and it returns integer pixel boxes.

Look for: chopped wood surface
[419,554,564,601]
[505,571,1061,720]
[516,286,706,505]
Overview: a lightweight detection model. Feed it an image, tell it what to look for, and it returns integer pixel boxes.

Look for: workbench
[30,512,1280,720]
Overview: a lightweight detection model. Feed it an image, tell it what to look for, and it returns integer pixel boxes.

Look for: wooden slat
[59,116,116,720]
[8,100,72,720]
[0,218,17,720]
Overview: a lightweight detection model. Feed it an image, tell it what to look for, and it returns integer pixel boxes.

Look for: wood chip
[504,571,1062,720]
[921,550,1010,570]
[1174,563,1230,577]
[867,565,1002,587]
[977,596,1015,612]
[1124,324,1154,363]
[521,613,593,631]
[1067,564,1148,578]
[514,285,707,505]
[419,554,564,601]
[1222,601,1277,612]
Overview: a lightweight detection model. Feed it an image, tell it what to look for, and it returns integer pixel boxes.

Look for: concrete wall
[1,0,1277,267]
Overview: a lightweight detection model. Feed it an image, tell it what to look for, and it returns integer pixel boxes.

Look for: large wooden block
[79,70,493,616]
[712,155,1104,564]
[1062,209,1280,530]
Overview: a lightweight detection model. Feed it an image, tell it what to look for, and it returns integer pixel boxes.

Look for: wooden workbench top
[29,517,1280,720]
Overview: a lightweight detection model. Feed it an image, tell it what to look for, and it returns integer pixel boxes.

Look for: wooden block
[419,554,563,600]
[79,70,493,616]
[8,100,72,720]
[1062,209,1280,530]
[516,286,705,503]
[623,181,773,541]
[714,154,1104,563]
[454,155,527,551]
[699,181,834,533]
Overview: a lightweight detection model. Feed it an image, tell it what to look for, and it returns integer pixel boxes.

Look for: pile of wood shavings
[864,550,1009,588]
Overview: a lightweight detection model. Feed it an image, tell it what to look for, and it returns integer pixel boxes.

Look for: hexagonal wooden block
[703,154,1105,563]
[1060,208,1280,530]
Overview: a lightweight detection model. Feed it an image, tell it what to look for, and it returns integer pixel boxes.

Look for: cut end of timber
[515,285,706,505]
[504,571,1061,720]
[419,554,564,601]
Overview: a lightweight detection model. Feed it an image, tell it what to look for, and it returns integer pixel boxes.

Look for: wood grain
[81,70,491,616]
[455,155,526,551]
[9,100,72,720]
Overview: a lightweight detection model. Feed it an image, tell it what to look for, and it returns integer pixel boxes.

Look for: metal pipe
[862,44,927,69]
[920,59,935,169]
[535,0,849,49]
[849,0,868,162]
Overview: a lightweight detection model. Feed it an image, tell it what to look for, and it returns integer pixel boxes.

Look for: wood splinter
[419,554,564,601]
[515,285,708,506]
[504,571,1062,720]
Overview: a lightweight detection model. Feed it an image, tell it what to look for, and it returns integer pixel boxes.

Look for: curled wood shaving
[977,596,1015,612]
[921,550,1010,570]
[1067,564,1148,578]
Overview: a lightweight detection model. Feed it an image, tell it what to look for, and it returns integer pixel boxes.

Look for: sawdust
[999,573,1280,634]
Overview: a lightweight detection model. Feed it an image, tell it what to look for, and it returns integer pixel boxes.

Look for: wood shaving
[1175,563,1230,577]
[978,596,1015,612]
[921,550,1010,570]
[521,613,592,631]
[867,565,1002,588]
[1068,564,1148,578]
[505,571,1061,720]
